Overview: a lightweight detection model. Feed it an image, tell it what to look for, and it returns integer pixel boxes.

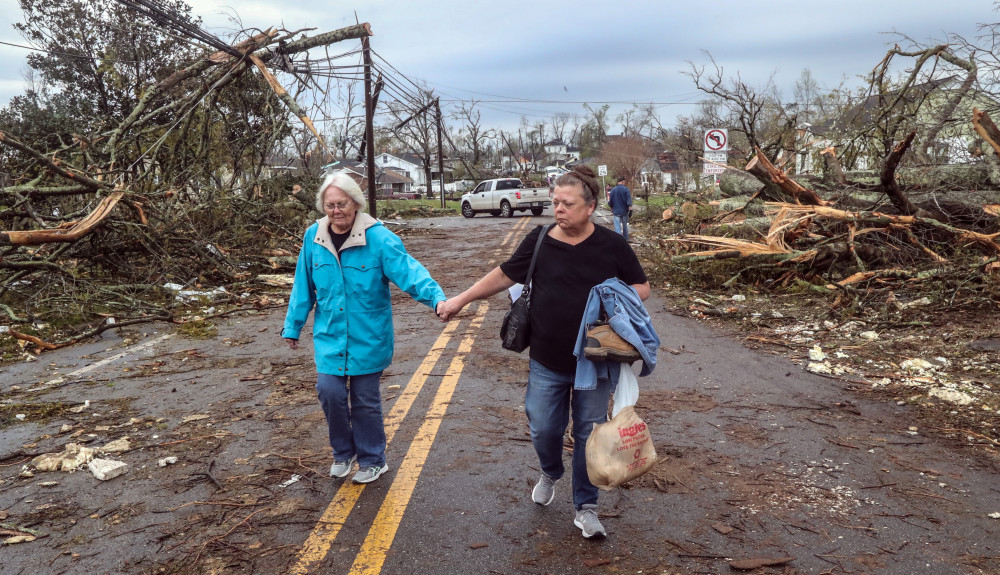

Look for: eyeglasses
[324,201,353,211]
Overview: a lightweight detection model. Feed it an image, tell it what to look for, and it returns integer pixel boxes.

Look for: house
[543,139,582,165]
[640,151,682,191]
[799,76,993,174]
[321,158,415,195]
[376,152,424,187]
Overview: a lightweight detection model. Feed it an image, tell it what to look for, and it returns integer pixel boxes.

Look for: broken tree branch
[747,147,829,206]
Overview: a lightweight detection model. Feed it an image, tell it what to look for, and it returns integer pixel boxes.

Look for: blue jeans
[613,214,629,241]
[525,358,612,509]
[316,371,386,467]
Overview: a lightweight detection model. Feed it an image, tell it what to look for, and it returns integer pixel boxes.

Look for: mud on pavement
[1,213,999,575]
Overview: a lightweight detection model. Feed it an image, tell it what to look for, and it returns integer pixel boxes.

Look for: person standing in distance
[283,171,447,485]
[608,177,632,241]
[437,166,651,539]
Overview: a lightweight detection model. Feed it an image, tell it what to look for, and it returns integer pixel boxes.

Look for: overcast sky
[0,0,996,134]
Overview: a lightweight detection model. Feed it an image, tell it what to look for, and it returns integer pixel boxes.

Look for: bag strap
[523,224,551,292]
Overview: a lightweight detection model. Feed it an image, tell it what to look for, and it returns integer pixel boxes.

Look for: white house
[376,153,424,187]
[543,140,582,165]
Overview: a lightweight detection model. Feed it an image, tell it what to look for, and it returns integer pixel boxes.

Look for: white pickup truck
[460,178,552,218]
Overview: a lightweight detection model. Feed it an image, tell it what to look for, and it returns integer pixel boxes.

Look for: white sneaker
[352,463,388,484]
[531,473,558,505]
[329,455,356,478]
[574,504,607,538]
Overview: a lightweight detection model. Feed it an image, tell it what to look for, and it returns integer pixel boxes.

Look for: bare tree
[600,136,648,188]
[452,99,492,168]
[385,87,438,192]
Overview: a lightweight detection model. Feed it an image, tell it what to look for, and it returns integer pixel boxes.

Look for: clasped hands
[435,299,464,322]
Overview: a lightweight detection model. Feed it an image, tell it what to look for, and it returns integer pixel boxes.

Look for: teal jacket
[282,212,445,376]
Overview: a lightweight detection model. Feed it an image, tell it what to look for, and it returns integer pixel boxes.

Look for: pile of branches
[668,121,1000,305]
[0,3,372,349]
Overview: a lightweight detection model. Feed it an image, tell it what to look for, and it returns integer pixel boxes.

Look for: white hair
[316,170,366,213]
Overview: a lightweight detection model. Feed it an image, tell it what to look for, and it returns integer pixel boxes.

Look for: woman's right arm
[437,266,516,321]
[283,231,317,343]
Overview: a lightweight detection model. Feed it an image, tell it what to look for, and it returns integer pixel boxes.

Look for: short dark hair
[555,166,600,205]
[617,177,625,183]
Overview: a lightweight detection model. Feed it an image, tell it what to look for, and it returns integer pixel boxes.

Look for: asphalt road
[1,208,998,575]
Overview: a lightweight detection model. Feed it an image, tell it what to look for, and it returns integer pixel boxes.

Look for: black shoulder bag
[500,224,551,352]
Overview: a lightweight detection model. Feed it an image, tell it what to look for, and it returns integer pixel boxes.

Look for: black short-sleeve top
[499,224,647,374]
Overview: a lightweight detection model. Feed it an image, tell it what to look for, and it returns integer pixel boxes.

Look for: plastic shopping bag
[586,366,657,491]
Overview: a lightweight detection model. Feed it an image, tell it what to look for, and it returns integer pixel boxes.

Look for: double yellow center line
[290,217,532,574]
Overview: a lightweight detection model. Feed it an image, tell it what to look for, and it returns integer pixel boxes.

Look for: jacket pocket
[312,260,342,303]
[342,262,388,309]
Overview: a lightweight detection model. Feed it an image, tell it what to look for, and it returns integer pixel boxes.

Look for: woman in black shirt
[438,166,650,538]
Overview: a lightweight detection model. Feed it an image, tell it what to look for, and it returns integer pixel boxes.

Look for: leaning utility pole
[435,98,445,209]
[362,36,377,215]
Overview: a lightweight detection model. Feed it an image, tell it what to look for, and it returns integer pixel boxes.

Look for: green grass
[378,198,462,212]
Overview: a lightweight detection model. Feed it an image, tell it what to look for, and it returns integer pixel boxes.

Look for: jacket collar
[314,212,380,257]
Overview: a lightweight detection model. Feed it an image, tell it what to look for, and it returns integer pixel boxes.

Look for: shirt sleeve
[499,225,543,284]
[617,239,647,285]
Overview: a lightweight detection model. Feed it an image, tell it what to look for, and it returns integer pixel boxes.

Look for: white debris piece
[181,414,210,424]
[928,388,975,406]
[731,294,746,302]
[807,362,833,375]
[279,474,302,487]
[69,400,91,414]
[88,458,128,481]
[989,512,1000,519]
[903,297,932,308]
[158,457,178,467]
[100,437,132,454]
[859,331,879,340]
[808,346,828,361]
[32,443,96,472]
[901,358,935,373]
[14,414,25,421]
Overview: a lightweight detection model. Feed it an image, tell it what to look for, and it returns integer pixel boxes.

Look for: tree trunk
[746,149,828,206]
[972,107,1000,159]
[820,147,846,186]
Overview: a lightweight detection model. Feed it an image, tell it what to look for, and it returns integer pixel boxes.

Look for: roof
[380,169,413,184]
[656,151,680,172]
[323,158,364,172]
[809,76,957,136]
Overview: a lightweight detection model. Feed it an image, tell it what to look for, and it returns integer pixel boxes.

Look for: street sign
[704,129,728,152]
[597,165,607,176]
[702,151,728,175]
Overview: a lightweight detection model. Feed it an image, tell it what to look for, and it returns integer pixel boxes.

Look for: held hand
[285,338,298,350]
[436,298,464,322]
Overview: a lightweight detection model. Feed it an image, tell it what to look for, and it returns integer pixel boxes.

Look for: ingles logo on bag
[618,421,647,438]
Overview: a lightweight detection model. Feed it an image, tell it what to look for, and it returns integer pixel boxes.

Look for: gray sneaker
[329,455,356,478]
[352,463,388,484]
[574,504,607,538]
[531,473,558,506]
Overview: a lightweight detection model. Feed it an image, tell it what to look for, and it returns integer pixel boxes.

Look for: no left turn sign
[704,129,728,152]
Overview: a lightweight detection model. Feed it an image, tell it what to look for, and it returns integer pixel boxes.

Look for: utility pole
[362,36,377,215]
[435,98,445,209]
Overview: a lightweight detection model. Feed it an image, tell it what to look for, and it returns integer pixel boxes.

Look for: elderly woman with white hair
[282,171,446,484]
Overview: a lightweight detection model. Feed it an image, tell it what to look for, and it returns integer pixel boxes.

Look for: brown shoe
[583,323,641,362]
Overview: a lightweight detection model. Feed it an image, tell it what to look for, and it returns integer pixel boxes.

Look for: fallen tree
[0,1,373,347]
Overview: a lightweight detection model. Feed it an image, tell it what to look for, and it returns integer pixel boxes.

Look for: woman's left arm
[378,229,446,309]
[632,281,651,301]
